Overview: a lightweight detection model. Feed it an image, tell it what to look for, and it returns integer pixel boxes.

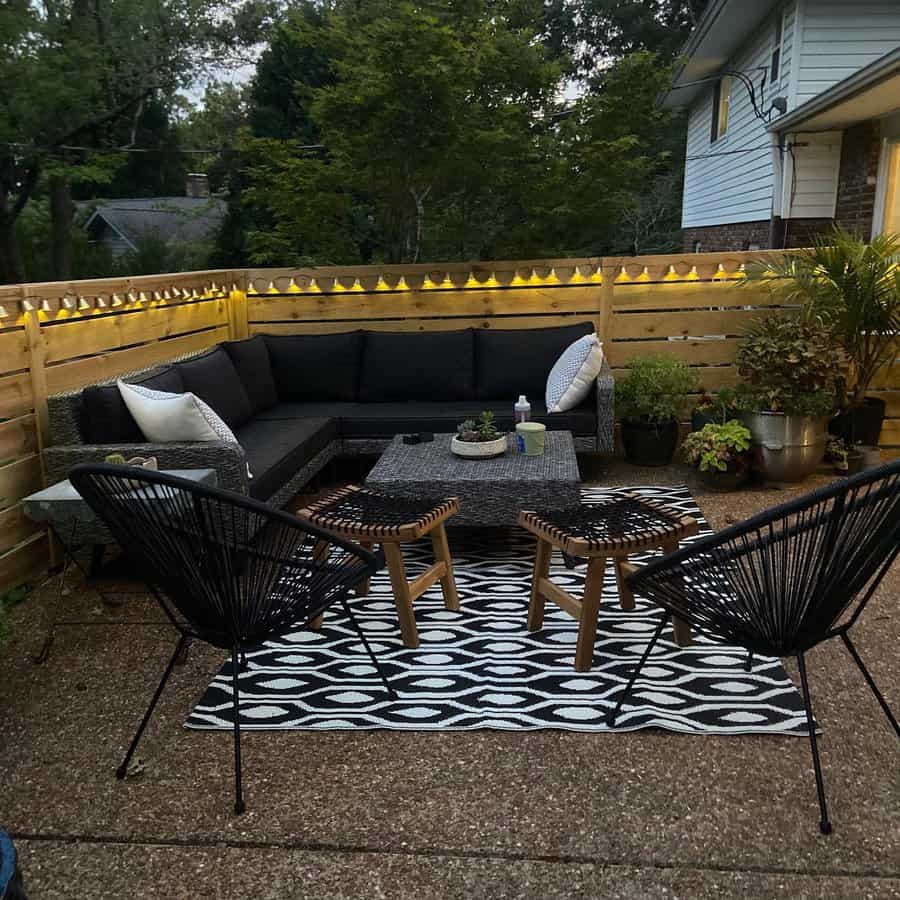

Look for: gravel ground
[1,459,898,899]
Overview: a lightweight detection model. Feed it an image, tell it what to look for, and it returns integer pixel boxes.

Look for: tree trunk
[50,176,75,280]
[0,202,25,285]
[408,185,431,264]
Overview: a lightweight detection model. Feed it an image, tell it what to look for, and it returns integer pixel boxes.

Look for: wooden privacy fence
[1,250,898,591]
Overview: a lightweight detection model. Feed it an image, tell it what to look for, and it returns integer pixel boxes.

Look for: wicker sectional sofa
[45,322,615,510]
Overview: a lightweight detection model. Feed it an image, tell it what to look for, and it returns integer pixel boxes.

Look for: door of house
[875,138,900,237]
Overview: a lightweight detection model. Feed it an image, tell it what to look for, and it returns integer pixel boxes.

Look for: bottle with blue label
[514,395,531,452]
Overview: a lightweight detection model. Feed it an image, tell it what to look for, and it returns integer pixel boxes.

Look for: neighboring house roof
[769,46,900,133]
[661,0,779,108]
[84,197,227,251]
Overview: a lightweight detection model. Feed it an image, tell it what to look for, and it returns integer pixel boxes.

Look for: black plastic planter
[621,418,680,466]
[829,396,886,447]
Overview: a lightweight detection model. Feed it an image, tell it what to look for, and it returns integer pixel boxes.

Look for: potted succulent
[735,316,841,482]
[451,410,507,458]
[682,420,752,491]
[826,436,865,476]
[615,355,699,466]
[691,387,739,431]
[747,228,900,446]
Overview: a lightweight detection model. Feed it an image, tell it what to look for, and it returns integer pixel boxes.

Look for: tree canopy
[3,0,707,282]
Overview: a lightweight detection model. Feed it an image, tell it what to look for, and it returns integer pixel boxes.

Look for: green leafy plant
[104,453,127,465]
[456,410,500,442]
[735,316,841,417]
[745,228,900,408]
[682,420,751,473]
[694,387,740,424]
[615,354,699,424]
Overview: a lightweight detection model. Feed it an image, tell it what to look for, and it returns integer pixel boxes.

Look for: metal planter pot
[743,411,828,483]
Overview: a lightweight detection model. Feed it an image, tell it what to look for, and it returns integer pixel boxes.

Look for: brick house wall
[681,120,882,251]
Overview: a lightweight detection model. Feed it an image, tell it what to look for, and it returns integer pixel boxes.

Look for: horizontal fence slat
[0,531,48,590]
[605,338,739,367]
[247,287,602,323]
[0,454,42,507]
[870,364,900,391]
[0,328,29,375]
[612,308,772,341]
[612,281,783,311]
[0,372,33,421]
[249,315,599,337]
[42,298,229,363]
[0,414,38,464]
[46,326,231,395]
[879,419,900,446]
[0,503,40,556]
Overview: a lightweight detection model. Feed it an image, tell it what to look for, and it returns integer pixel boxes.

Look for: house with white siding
[663,0,900,251]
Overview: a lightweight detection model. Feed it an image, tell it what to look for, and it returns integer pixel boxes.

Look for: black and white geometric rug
[187,486,810,735]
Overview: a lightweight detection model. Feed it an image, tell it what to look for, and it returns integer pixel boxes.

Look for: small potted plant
[735,316,841,482]
[825,436,864,476]
[615,354,699,466]
[682,420,752,491]
[691,387,739,431]
[451,410,507,458]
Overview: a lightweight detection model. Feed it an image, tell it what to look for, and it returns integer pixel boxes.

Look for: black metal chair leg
[606,612,671,727]
[744,651,754,672]
[840,633,900,739]
[339,595,397,700]
[117,635,187,779]
[232,648,245,815]
[797,652,832,835]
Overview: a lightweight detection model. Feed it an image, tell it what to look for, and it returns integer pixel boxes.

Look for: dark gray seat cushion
[358,329,475,402]
[264,332,363,402]
[236,417,338,500]
[78,366,185,443]
[253,399,596,438]
[176,347,253,430]
[222,336,278,415]
[475,321,594,401]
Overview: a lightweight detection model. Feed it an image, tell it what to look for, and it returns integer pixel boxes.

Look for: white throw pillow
[117,380,238,444]
[545,333,605,413]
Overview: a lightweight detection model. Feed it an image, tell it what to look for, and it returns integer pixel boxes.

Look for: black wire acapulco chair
[69,463,396,815]
[605,460,900,835]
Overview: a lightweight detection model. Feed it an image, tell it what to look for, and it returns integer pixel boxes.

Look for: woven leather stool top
[298,485,459,542]
[519,492,698,556]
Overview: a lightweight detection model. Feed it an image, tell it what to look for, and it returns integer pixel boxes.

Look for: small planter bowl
[450,434,508,459]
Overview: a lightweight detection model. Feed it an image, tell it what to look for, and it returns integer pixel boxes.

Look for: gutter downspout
[769,131,787,249]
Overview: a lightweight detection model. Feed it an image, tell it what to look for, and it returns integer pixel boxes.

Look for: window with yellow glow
[711,76,731,143]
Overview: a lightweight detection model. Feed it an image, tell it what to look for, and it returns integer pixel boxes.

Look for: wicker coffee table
[366,432,580,527]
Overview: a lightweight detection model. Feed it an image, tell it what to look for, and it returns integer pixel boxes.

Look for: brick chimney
[186,173,210,198]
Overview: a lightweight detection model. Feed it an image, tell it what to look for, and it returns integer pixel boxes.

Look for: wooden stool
[297,485,460,649]
[518,493,698,672]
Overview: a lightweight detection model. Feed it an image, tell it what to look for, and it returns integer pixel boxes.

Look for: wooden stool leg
[575,556,606,672]
[383,541,419,649]
[662,538,692,647]
[527,538,552,632]
[615,556,635,610]
[355,539,373,597]
[430,523,459,611]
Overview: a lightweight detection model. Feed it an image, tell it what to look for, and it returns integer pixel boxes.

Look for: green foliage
[682,420,751,473]
[745,227,900,407]
[694,387,740,424]
[615,354,699,424]
[457,410,501,442]
[735,316,842,417]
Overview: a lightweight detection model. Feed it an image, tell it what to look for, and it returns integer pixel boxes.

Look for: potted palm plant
[735,316,842,482]
[747,228,900,446]
[615,355,699,466]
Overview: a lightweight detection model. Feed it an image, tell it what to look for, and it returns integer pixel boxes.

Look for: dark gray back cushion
[176,347,253,430]
[264,332,364,402]
[222,336,278,415]
[475,322,594,401]
[78,366,185,443]
[358,330,475,402]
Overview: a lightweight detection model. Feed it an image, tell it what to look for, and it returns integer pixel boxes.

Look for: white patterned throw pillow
[117,380,238,444]
[545,333,605,413]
